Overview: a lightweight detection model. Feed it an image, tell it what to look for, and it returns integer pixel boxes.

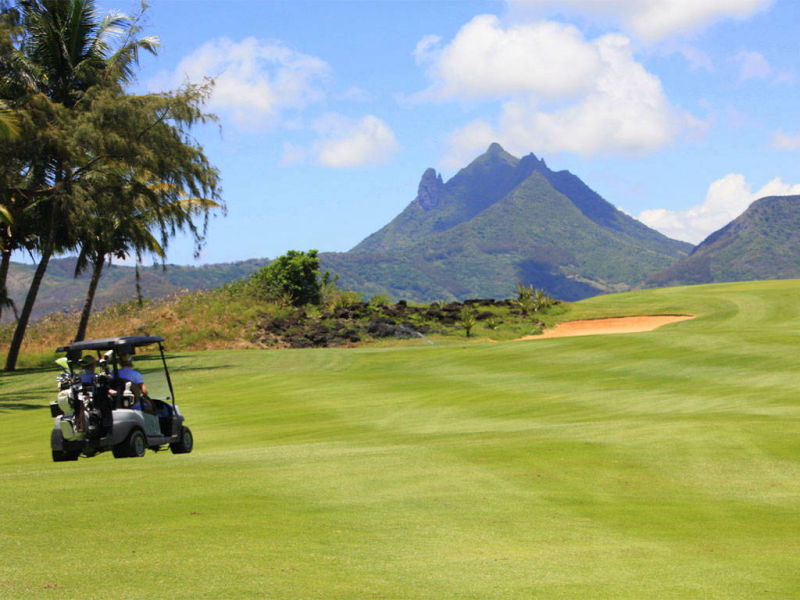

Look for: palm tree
[19,0,158,107]
[3,0,158,370]
[72,176,220,341]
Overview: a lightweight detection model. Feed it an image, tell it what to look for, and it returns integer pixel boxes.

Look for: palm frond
[0,100,20,139]
[0,204,12,226]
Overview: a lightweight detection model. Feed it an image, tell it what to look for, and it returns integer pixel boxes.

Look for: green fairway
[2,280,800,599]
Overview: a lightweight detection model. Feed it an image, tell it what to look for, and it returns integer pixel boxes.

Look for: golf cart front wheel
[127,429,147,458]
[52,449,80,462]
[170,427,193,454]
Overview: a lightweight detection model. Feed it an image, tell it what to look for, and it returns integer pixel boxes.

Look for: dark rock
[464,298,496,306]
[288,336,314,349]
[393,325,422,338]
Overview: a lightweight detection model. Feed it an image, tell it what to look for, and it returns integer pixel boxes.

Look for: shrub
[327,290,363,311]
[459,306,477,337]
[514,281,554,315]
[369,293,391,307]
[248,250,332,306]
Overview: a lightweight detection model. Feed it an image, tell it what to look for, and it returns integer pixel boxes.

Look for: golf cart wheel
[52,449,80,462]
[127,429,147,458]
[170,427,193,454]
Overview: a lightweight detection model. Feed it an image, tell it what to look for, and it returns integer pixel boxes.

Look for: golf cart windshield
[129,352,171,400]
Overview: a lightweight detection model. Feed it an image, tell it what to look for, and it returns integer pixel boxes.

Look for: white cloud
[734,50,771,81]
[414,35,442,65]
[673,45,714,71]
[279,142,307,167]
[639,174,800,243]
[416,16,601,101]
[508,0,773,42]
[313,114,400,168]
[439,120,499,170]
[770,130,800,151]
[151,37,331,129]
[432,26,692,163]
[732,50,794,84]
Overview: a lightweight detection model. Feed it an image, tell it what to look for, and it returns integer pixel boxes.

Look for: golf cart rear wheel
[170,426,193,454]
[127,429,147,458]
[112,442,128,458]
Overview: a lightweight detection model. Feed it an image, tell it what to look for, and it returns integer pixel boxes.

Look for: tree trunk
[4,242,53,371]
[4,202,56,372]
[135,263,143,306]
[74,254,105,342]
[0,246,12,321]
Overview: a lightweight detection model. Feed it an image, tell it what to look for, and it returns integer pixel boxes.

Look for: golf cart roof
[57,336,164,353]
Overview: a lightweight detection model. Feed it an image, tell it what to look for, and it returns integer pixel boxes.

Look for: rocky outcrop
[415,168,444,211]
[253,298,530,349]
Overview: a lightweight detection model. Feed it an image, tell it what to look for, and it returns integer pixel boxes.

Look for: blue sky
[85,0,800,265]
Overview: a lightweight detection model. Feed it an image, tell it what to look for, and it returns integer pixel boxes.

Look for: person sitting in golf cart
[79,354,97,385]
[117,354,153,412]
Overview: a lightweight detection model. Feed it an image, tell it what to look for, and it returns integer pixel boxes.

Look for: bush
[459,306,477,337]
[369,293,391,307]
[248,250,332,306]
[513,281,554,315]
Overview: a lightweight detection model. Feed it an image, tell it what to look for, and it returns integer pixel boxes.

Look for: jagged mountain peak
[335,144,692,302]
[519,152,547,171]
[415,168,444,211]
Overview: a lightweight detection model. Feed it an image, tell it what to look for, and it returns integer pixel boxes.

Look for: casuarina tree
[1,0,223,370]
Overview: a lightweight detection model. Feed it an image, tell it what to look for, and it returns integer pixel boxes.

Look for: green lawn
[2,280,800,599]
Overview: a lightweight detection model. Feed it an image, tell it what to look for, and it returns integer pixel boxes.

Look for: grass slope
[2,280,800,599]
[647,195,800,287]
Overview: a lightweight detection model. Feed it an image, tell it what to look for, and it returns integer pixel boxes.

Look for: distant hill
[3,257,269,323]
[322,143,692,302]
[646,195,800,287]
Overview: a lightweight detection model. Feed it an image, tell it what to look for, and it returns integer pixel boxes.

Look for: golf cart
[49,336,193,461]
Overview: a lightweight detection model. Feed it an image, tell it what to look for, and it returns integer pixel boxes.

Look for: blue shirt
[117,366,143,384]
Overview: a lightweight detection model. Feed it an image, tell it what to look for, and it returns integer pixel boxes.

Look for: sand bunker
[515,315,694,341]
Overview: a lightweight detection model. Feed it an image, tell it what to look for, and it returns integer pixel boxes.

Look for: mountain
[646,195,800,287]
[322,144,692,302]
[3,257,269,323]
[4,144,699,322]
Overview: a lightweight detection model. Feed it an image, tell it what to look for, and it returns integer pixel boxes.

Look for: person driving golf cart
[117,354,152,411]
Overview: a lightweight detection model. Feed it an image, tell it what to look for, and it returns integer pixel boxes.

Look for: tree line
[1,0,224,371]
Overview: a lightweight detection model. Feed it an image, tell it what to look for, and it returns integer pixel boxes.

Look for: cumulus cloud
[150,37,331,128]
[416,16,601,101]
[312,114,400,168]
[639,174,800,243]
[426,19,693,164]
[439,120,500,170]
[508,0,773,42]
